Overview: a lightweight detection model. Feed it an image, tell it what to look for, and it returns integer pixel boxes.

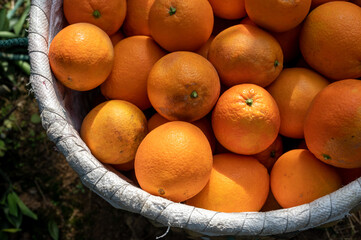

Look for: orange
[186,153,269,212]
[212,84,280,155]
[261,190,282,212]
[63,0,127,35]
[134,121,213,202]
[267,68,329,139]
[195,35,215,59]
[109,31,125,46]
[311,0,348,9]
[122,0,155,36]
[147,51,220,122]
[304,79,361,169]
[212,16,243,36]
[80,100,148,165]
[245,0,311,32]
[208,0,246,20]
[147,113,216,153]
[101,36,166,110]
[49,23,114,91]
[208,24,283,87]
[300,1,361,80]
[253,135,283,172]
[271,149,342,208]
[112,160,134,171]
[148,0,214,51]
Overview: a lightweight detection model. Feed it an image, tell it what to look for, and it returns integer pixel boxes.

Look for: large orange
[304,79,361,169]
[147,113,216,152]
[63,0,127,35]
[300,1,361,80]
[49,23,114,91]
[208,0,246,20]
[80,100,148,165]
[148,0,214,51]
[208,24,283,87]
[186,153,269,212]
[147,51,220,122]
[101,36,166,110]
[267,68,329,139]
[134,121,213,202]
[122,0,155,36]
[245,0,311,32]
[212,84,280,155]
[271,149,342,208]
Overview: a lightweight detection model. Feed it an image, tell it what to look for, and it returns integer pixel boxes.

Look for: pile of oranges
[49,0,361,213]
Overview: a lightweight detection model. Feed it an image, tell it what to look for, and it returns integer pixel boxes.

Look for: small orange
[186,153,269,212]
[147,113,216,153]
[245,0,311,32]
[148,0,214,51]
[195,35,215,59]
[101,36,166,110]
[80,100,148,165]
[109,31,125,46]
[271,149,342,208]
[208,24,283,87]
[148,51,220,122]
[122,0,155,36]
[135,121,213,202]
[304,79,361,168]
[260,190,282,212]
[49,23,114,91]
[208,0,246,20]
[253,135,283,172]
[311,0,347,9]
[112,160,134,171]
[300,1,361,80]
[267,68,329,139]
[212,84,280,155]
[63,0,127,35]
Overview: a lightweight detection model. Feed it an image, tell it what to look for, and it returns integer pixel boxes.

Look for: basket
[27,0,361,237]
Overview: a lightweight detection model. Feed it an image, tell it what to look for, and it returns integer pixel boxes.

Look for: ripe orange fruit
[267,68,329,139]
[101,36,166,110]
[112,160,134,172]
[49,23,114,91]
[208,24,283,87]
[304,79,361,169]
[311,0,345,9]
[109,31,125,46]
[148,51,220,122]
[80,100,148,165]
[300,1,361,80]
[135,121,213,202]
[253,135,283,171]
[208,0,246,20]
[245,0,311,32]
[271,149,342,208]
[195,35,215,59]
[212,84,280,155]
[186,153,269,212]
[148,0,214,51]
[147,113,216,153]
[63,0,127,35]
[122,0,155,36]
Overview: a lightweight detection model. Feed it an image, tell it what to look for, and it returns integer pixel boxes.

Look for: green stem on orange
[190,90,198,99]
[93,10,101,18]
[322,154,331,160]
[274,60,279,67]
[169,6,176,15]
[245,98,253,106]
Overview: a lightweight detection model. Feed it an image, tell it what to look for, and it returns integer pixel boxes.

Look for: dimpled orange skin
[49,23,114,91]
[185,153,269,212]
[147,51,220,122]
[208,0,246,20]
[80,100,148,165]
[122,0,155,36]
[101,36,166,110]
[212,84,281,155]
[304,79,361,169]
[245,0,311,32]
[63,0,127,35]
[148,0,214,51]
[266,68,330,139]
[208,24,283,88]
[271,149,342,208]
[300,1,361,80]
[134,121,213,202]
